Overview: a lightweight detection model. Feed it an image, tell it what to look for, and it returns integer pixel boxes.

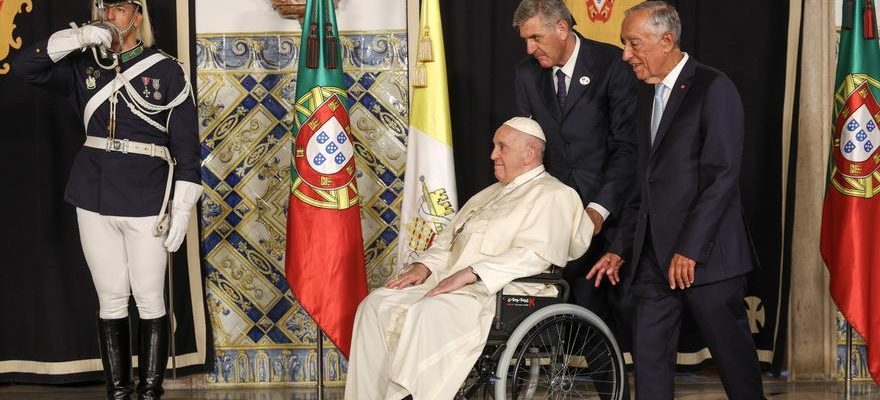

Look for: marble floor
[0,376,877,399]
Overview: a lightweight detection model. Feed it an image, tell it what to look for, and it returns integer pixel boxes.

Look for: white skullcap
[503,117,545,142]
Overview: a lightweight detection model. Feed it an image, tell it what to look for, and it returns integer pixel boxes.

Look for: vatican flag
[567,0,641,47]
[396,0,458,271]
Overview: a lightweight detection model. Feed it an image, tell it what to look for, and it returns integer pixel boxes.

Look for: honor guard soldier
[13,1,201,399]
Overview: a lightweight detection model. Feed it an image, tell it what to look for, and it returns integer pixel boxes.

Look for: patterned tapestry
[195,31,408,385]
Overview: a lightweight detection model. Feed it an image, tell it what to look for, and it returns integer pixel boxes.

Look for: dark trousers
[631,235,764,400]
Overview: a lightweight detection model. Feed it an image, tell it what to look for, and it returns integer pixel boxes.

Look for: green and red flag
[285,0,367,358]
[820,0,880,384]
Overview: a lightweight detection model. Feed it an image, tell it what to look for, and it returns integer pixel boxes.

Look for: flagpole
[316,328,325,400]
[845,323,852,400]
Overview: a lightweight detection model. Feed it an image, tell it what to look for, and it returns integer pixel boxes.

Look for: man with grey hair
[588,1,765,399]
[513,0,638,397]
[345,117,593,399]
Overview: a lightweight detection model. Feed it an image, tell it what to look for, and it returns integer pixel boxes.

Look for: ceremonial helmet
[91,0,155,48]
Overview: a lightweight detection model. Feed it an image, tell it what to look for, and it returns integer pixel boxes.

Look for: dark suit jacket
[514,33,638,247]
[611,57,755,288]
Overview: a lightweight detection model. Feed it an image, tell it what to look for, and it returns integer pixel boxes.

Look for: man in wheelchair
[344,117,594,400]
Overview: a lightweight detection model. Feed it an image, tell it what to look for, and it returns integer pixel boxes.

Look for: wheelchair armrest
[511,274,570,303]
[492,267,570,331]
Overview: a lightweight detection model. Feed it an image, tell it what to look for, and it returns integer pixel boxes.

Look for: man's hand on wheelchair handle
[425,267,478,297]
[585,207,604,236]
[386,263,432,289]
[586,252,624,287]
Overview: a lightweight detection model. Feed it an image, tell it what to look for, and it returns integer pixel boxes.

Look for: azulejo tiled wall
[837,312,871,381]
[195,31,408,385]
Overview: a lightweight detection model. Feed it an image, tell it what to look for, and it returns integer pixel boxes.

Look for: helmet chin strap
[118,16,137,37]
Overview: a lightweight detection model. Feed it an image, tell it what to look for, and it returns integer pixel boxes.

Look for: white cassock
[345,165,593,400]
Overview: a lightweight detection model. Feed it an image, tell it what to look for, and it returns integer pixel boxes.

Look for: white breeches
[345,284,488,400]
[76,208,167,319]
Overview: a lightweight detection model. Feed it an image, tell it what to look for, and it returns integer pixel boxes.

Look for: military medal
[152,79,162,100]
[85,67,97,90]
[142,77,152,98]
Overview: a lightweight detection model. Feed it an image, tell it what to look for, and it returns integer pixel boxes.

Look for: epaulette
[156,49,184,65]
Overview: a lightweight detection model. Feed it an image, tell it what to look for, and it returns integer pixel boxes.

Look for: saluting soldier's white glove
[163,181,204,252]
[47,25,112,62]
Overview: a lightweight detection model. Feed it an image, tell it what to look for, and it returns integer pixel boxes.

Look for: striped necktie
[555,69,567,108]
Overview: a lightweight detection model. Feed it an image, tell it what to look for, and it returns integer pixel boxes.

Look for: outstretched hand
[586,252,624,287]
[386,263,432,289]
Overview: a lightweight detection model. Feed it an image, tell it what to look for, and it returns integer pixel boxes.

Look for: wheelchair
[456,268,626,400]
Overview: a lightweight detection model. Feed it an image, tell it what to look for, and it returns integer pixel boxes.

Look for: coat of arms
[292,94,359,210]
[831,77,880,198]
[0,0,33,75]
[402,177,455,261]
[586,0,614,23]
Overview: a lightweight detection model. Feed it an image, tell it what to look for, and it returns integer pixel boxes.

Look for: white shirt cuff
[587,202,610,221]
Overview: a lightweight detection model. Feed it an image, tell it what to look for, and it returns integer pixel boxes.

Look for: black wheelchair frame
[456,269,625,400]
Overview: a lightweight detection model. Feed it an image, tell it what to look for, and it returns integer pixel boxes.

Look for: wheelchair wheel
[494,304,624,400]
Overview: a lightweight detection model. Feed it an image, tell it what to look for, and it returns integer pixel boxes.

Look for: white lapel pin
[579,76,590,86]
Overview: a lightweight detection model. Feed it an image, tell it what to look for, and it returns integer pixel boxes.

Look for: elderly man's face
[519,15,570,69]
[621,9,672,84]
[491,126,533,184]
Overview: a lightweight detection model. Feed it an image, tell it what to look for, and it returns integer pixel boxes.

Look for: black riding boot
[136,316,169,400]
[98,317,133,400]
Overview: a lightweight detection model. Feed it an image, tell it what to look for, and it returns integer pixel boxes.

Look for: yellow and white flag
[397,0,458,270]
[566,0,641,47]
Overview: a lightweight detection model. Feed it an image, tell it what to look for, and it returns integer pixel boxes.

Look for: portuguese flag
[285,0,367,358]
[819,0,880,384]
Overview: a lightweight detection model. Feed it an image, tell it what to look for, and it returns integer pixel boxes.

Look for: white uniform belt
[82,135,175,236]
[83,136,172,161]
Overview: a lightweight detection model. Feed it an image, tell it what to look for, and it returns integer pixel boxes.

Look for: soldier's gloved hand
[47,25,112,62]
[163,181,204,252]
[78,25,113,48]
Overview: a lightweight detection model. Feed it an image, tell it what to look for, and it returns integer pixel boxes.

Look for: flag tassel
[417,27,434,62]
[306,22,320,69]
[325,22,339,69]
[865,0,878,39]
[844,0,855,29]
[413,62,427,88]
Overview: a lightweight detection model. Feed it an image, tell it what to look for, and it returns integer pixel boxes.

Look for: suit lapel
[650,57,696,154]
[539,68,562,121]
[561,35,593,118]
